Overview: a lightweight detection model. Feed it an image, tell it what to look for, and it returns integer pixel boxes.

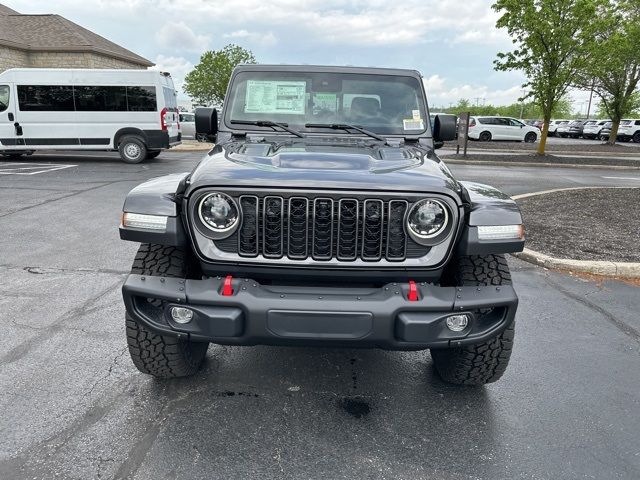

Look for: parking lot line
[0,162,77,175]
[601,176,640,181]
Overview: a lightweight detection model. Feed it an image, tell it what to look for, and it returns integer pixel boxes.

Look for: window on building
[0,85,9,112]
[126,86,157,111]
[75,86,127,111]
[17,86,75,111]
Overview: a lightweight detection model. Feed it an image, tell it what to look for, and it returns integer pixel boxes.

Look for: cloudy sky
[8,0,593,110]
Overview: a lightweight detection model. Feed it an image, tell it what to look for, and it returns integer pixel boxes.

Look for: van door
[0,83,19,150]
[161,86,180,142]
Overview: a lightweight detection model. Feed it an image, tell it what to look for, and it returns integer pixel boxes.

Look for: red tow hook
[407,280,419,302]
[222,275,234,296]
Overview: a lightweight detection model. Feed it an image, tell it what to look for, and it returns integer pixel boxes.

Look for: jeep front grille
[233,195,410,262]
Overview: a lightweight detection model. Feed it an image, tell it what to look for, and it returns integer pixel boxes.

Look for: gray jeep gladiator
[120,65,525,385]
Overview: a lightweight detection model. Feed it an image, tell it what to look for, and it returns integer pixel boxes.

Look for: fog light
[446,314,469,332]
[170,306,194,324]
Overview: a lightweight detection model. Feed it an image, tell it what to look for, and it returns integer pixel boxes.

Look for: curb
[444,158,640,170]
[512,187,640,278]
[512,248,640,278]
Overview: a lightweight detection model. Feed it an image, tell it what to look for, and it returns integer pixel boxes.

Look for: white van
[0,68,181,163]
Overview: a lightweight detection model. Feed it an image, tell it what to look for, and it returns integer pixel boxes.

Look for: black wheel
[126,244,209,378]
[524,132,537,143]
[634,132,640,143]
[479,131,492,142]
[432,255,515,386]
[118,136,147,164]
[146,150,161,159]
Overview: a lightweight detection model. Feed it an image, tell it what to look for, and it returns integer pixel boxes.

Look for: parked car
[548,119,569,136]
[599,121,613,141]
[0,68,181,163]
[582,119,609,139]
[617,119,640,143]
[468,116,538,142]
[566,119,588,138]
[556,121,573,137]
[179,112,195,139]
[533,120,544,130]
[119,64,525,386]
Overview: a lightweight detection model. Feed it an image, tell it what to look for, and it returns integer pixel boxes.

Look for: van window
[17,85,75,111]
[126,86,157,111]
[0,85,9,112]
[478,117,495,124]
[163,87,178,110]
[75,86,127,111]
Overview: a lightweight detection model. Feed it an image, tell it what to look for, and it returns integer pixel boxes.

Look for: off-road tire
[146,150,161,159]
[432,254,515,386]
[126,244,208,378]
[118,136,147,164]
[524,132,537,143]
[479,131,492,142]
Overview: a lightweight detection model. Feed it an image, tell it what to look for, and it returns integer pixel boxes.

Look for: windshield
[621,120,632,125]
[224,70,428,136]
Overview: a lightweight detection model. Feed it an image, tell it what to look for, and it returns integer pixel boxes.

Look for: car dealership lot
[1,151,639,479]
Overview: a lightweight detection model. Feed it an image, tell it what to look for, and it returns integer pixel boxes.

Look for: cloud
[223,30,278,46]
[155,21,210,52]
[424,75,526,106]
[149,54,194,93]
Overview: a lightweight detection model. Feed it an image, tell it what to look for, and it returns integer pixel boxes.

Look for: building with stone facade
[0,4,153,73]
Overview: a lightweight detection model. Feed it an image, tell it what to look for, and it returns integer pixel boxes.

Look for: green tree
[184,44,256,105]
[574,0,640,144]
[492,0,605,154]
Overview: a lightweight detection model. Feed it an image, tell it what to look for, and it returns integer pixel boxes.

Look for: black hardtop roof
[232,64,423,78]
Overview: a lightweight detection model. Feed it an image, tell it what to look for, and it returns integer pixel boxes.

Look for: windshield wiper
[230,120,306,138]
[304,123,387,143]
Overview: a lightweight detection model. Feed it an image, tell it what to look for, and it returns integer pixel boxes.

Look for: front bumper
[122,275,518,350]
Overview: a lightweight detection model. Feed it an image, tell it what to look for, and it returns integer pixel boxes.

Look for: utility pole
[586,78,595,119]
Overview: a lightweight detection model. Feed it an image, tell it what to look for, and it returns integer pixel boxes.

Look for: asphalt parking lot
[1,151,640,479]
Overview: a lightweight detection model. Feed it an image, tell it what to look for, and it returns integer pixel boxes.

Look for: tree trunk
[537,116,551,155]
[607,120,620,145]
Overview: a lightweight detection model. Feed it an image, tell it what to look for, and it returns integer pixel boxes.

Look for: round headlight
[407,199,448,239]
[198,192,239,233]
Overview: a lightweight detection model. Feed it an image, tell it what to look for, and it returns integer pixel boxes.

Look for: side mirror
[195,107,218,142]
[433,114,457,142]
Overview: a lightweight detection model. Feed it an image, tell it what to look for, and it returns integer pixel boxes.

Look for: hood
[186,139,460,196]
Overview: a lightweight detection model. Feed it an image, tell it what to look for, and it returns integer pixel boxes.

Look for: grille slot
[238,196,258,256]
[287,197,309,259]
[312,198,334,260]
[386,200,408,260]
[337,199,359,260]
[361,199,384,260]
[263,196,284,258]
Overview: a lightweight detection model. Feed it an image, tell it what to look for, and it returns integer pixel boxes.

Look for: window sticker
[313,93,338,113]
[412,109,421,121]
[403,118,425,130]
[245,80,306,114]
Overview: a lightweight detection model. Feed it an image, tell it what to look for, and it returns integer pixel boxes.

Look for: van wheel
[146,150,161,159]
[479,131,492,141]
[118,136,147,164]
[524,132,537,143]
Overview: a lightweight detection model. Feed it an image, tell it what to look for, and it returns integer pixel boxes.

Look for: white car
[582,119,610,139]
[617,119,640,143]
[179,112,195,139]
[0,68,181,163]
[548,119,569,136]
[468,116,538,142]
